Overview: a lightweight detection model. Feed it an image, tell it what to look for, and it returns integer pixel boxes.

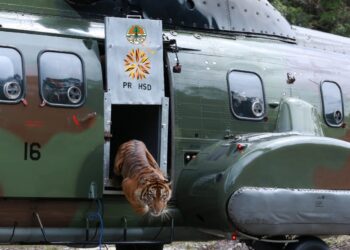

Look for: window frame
[227,69,266,121]
[38,50,86,108]
[0,46,26,104]
[320,80,344,128]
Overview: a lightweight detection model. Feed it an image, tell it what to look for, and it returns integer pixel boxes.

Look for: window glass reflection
[228,71,265,120]
[0,48,24,102]
[322,81,343,126]
[39,52,84,107]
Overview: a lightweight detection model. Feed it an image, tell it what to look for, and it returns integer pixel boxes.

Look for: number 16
[24,142,41,161]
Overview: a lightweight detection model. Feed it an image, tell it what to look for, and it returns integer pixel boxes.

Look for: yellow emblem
[124,48,151,80]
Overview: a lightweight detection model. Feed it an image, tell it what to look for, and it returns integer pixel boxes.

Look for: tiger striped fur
[114,140,171,216]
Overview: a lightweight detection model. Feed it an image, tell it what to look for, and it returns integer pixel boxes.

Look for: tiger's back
[115,140,161,179]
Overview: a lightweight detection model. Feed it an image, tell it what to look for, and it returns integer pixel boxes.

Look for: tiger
[114,140,171,217]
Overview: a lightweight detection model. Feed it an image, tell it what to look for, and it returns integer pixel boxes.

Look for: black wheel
[116,243,163,250]
[286,237,329,250]
[246,240,285,250]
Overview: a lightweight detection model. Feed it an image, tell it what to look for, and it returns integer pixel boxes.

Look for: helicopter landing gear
[286,237,329,250]
[116,243,164,250]
[247,236,329,250]
[248,242,283,250]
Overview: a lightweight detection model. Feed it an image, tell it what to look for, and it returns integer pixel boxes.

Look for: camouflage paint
[169,29,350,231]
[0,0,348,244]
[0,31,104,198]
[315,156,350,189]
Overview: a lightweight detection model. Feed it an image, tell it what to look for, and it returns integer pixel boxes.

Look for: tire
[286,238,329,250]
[116,243,164,250]
[246,241,285,250]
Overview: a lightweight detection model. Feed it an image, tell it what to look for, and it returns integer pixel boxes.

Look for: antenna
[287,72,296,97]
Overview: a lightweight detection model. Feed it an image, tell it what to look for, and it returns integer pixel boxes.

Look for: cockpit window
[321,81,344,127]
[0,47,24,103]
[39,51,85,107]
[228,70,265,120]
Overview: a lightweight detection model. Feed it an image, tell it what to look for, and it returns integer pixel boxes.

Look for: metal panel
[0,0,296,41]
[160,97,169,174]
[103,92,112,188]
[0,31,104,198]
[228,187,350,235]
[0,11,105,39]
[0,1,295,41]
[184,0,231,30]
[105,17,164,105]
[228,0,294,38]
[129,0,295,40]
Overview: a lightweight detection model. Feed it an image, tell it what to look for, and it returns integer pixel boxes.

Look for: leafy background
[270,0,350,37]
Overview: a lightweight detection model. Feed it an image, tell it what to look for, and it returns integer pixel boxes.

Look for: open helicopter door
[103,17,169,193]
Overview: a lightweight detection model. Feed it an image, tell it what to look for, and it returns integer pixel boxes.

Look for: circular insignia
[126,25,147,45]
[124,48,151,80]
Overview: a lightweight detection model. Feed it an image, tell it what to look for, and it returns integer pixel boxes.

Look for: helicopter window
[228,70,265,120]
[321,81,344,127]
[0,47,24,103]
[39,51,85,107]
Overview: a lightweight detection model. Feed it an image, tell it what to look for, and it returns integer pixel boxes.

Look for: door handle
[78,112,97,123]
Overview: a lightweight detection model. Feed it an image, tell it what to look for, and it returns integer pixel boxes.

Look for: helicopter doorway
[103,17,168,194]
[103,100,169,193]
[110,105,161,165]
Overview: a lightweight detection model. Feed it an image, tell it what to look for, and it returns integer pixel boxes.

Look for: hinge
[104,131,113,141]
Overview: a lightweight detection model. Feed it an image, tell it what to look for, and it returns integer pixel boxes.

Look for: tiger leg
[122,177,148,215]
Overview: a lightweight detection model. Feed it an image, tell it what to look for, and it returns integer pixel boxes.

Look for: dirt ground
[0,236,350,250]
[164,236,350,250]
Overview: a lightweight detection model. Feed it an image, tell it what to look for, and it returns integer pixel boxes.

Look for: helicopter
[0,0,349,250]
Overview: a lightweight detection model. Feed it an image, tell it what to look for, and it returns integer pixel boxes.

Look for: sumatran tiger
[114,140,171,217]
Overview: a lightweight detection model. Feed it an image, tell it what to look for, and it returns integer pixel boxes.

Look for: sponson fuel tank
[228,187,350,236]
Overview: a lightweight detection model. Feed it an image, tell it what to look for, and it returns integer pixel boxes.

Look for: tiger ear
[165,179,172,187]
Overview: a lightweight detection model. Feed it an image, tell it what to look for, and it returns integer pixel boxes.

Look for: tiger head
[140,181,171,217]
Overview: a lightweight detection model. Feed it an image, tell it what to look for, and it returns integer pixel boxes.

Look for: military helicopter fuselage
[0,0,349,249]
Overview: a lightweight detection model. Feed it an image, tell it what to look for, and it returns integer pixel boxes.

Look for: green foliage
[270,0,350,37]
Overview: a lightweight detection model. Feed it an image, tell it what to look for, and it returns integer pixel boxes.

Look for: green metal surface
[168,30,350,231]
[0,0,348,245]
[175,134,350,229]
[0,31,104,198]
